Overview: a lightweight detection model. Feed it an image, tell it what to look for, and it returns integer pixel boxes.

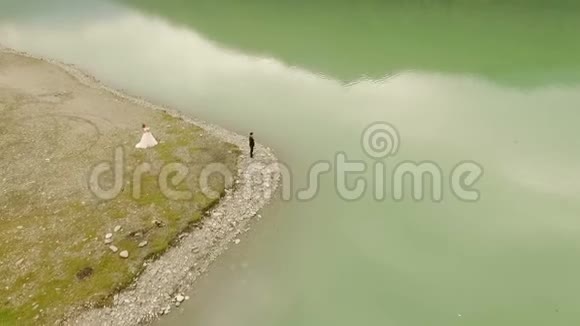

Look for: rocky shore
[70,138,279,326]
[0,46,281,325]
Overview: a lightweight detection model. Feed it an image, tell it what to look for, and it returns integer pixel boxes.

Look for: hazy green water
[1,1,580,325]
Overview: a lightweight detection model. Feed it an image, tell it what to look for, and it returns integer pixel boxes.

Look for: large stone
[119,250,129,258]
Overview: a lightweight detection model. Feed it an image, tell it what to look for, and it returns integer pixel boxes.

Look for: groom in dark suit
[249,132,255,158]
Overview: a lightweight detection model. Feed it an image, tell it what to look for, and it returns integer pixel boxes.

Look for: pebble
[114,225,122,232]
[16,225,23,230]
[176,295,185,303]
[104,239,113,244]
[105,233,113,239]
[109,246,118,253]
[138,241,148,248]
[234,239,241,245]
[119,250,129,258]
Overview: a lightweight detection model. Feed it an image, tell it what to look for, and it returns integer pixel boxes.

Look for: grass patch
[0,109,239,324]
[0,310,17,326]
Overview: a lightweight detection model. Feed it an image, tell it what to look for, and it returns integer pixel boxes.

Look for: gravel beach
[0,46,281,325]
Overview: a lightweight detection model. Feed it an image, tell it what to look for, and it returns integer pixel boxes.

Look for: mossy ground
[0,54,240,325]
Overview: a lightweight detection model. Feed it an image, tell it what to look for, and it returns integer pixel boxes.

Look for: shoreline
[0,45,281,325]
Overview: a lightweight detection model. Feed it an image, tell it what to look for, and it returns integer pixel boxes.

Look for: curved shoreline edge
[0,45,281,325]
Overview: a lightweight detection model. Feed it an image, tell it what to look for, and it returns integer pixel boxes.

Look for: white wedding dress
[135,127,158,149]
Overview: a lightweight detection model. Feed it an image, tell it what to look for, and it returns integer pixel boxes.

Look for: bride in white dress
[135,123,158,149]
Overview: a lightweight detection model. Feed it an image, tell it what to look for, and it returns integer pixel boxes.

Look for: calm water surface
[1,1,580,325]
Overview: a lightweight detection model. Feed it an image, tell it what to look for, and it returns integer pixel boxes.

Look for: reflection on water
[1,1,580,325]
[121,0,580,86]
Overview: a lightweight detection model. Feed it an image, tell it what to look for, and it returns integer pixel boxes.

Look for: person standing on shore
[135,123,158,149]
[249,132,255,158]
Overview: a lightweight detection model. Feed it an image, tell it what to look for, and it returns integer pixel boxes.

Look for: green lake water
[1,1,580,325]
